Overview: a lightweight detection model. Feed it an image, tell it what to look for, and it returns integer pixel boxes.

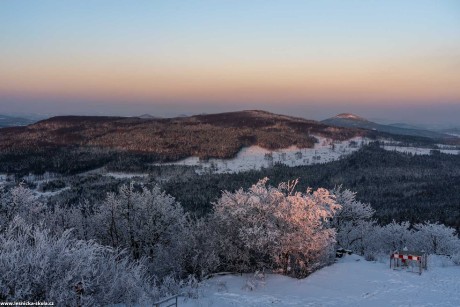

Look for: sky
[0,0,459,125]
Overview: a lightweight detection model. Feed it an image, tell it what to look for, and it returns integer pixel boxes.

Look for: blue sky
[0,1,459,125]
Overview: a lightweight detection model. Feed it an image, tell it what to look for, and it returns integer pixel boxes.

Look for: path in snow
[181,254,460,307]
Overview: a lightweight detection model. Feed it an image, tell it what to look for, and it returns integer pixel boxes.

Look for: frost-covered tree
[0,184,45,232]
[412,222,460,255]
[46,182,219,278]
[331,187,375,253]
[330,188,460,260]
[213,178,340,277]
[181,217,221,278]
[330,189,415,260]
[46,199,99,241]
[378,220,413,254]
[95,183,189,276]
[0,218,157,305]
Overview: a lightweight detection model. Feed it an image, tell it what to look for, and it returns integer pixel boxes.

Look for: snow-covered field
[181,254,460,307]
[154,136,370,174]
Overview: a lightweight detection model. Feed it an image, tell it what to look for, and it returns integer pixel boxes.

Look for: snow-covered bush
[0,184,45,231]
[213,178,340,277]
[179,275,201,299]
[451,253,460,265]
[0,218,157,305]
[243,271,266,291]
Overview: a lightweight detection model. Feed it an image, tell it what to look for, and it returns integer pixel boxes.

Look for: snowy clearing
[154,136,370,174]
[181,254,460,307]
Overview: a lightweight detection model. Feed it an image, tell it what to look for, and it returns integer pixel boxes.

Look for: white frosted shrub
[0,218,157,306]
[213,178,340,277]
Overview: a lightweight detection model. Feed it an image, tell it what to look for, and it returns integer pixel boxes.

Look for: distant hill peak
[138,114,161,119]
[334,113,367,121]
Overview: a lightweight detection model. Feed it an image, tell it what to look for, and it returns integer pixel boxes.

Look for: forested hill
[2,110,458,176]
[0,110,363,161]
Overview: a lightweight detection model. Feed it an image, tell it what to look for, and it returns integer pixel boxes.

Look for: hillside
[0,110,362,160]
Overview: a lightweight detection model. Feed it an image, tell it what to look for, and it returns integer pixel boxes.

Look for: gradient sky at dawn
[1,1,459,125]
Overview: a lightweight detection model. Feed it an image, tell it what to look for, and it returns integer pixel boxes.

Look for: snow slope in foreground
[181,254,460,307]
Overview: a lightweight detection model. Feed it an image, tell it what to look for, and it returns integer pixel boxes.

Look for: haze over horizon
[1,1,459,126]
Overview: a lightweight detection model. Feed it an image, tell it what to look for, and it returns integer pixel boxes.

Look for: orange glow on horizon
[1,51,459,106]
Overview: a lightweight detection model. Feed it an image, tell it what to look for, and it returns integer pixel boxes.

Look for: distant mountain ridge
[0,110,363,161]
[1,109,459,175]
[322,113,452,140]
[334,113,368,121]
[137,114,161,119]
[0,114,36,128]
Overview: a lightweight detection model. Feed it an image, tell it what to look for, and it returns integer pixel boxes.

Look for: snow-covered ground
[21,172,60,183]
[0,173,8,185]
[33,187,70,197]
[181,254,460,307]
[154,136,370,174]
[105,172,149,179]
